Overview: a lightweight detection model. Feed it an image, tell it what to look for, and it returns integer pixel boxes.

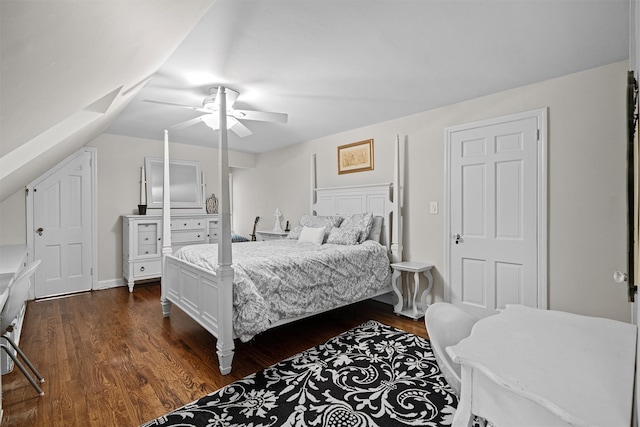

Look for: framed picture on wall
[337,139,374,174]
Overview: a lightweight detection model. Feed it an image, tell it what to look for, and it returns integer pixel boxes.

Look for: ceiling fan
[144,87,288,137]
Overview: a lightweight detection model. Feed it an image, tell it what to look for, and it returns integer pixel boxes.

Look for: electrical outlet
[429,202,438,214]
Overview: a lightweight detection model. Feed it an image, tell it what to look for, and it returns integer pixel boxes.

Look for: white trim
[25,147,98,299]
[444,108,548,309]
[95,278,126,290]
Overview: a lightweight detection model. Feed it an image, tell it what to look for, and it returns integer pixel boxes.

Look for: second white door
[32,149,94,298]
[446,109,547,311]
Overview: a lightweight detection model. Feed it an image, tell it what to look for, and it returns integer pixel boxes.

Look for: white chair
[1,260,45,396]
[425,302,496,396]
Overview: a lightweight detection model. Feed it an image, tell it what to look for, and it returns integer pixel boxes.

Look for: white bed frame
[160,87,403,374]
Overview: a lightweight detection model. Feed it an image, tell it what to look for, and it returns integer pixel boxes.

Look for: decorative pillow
[297,226,325,244]
[366,216,384,242]
[301,214,343,229]
[287,215,344,241]
[287,225,304,239]
[326,226,361,245]
[340,212,374,243]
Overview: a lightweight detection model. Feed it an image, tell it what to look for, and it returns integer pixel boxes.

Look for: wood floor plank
[1,282,430,426]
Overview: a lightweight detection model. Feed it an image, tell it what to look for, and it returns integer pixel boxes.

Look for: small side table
[390,261,434,320]
[255,230,289,241]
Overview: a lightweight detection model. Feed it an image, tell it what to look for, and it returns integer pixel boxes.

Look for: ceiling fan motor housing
[203,87,239,111]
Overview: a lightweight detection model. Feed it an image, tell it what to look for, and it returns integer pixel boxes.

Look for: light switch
[429,202,438,214]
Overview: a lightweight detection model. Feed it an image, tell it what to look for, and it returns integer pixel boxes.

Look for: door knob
[36,227,44,236]
[453,233,461,244]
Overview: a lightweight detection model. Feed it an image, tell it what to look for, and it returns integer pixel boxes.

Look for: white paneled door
[446,109,547,311]
[32,149,94,298]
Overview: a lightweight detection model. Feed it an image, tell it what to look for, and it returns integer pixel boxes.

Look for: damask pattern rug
[141,320,458,427]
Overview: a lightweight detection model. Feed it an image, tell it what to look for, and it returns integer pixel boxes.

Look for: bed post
[215,86,235,375]
[161,129,173,316]
[310,153,316,214]
[390,135,403,263]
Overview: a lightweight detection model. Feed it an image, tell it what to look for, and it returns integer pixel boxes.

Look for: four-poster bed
[159,87,403,374]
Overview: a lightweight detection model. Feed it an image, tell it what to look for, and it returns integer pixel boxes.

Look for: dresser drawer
[137,243,158,256]
[191,219,206,228]
[172,230,206,244]
[132,260,161,278]
[138,223,158,232]
[138,230,157,244]
[174,219,195,230]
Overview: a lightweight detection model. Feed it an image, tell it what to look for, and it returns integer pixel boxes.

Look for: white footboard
[162,254,235,374]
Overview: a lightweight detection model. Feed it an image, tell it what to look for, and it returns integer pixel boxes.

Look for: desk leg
[420,269,433,311]
[391,269,403,314]
[452,366,474,427]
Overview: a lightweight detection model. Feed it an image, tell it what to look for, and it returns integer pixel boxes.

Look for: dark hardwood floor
[1,282,429,426]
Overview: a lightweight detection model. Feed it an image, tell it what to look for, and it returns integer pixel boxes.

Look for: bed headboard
[308,137,403,263]
[313,183,400,261]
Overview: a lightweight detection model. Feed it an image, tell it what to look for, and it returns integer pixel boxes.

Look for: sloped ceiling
[106,0,629,154]
[0,0,214,202]
[0,0,630,203]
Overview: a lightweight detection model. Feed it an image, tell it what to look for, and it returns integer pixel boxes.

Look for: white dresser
[122,214,218,291]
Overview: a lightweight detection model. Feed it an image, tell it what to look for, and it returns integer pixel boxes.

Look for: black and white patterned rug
[141,320,458,426]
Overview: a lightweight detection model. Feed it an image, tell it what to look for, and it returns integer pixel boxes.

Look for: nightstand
[255,230,289,241]
[390,261,434,320]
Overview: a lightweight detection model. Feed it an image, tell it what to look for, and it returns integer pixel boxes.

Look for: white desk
[0,244,27,424]
[0,245,27,292]
[447,304,637,427]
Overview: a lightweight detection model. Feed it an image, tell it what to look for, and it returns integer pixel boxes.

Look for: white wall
[234,61,630,323]
[0,61,629,322]
[86,133,256,282]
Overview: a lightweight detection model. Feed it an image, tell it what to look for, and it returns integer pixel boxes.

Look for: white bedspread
[173,239,392,342]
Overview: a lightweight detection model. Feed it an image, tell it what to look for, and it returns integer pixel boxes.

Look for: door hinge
[90,267,93,276]
[536,129,540,141]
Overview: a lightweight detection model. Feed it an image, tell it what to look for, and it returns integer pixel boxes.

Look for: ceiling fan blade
[228,117,252,137]
[232,109,288,123]
[143,99,210,114]
[170,116,205,130]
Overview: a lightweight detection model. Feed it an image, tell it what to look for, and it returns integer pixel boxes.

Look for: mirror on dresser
[123,158,218,292]
[145,157,204,210]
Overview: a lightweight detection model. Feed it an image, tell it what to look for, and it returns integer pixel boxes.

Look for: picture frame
[337,139,374,174]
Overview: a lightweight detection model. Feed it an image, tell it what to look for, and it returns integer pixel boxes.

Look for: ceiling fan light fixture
[202,96,217,110]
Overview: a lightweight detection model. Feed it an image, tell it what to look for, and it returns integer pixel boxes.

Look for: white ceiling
[0,0,630,202]
[106,0,630,154]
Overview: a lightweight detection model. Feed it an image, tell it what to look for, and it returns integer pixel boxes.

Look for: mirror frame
[145,157,203,210]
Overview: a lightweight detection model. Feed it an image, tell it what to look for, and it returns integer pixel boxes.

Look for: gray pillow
[326,226,360,245]
[287,225,304,239]
[340,213,373,243]
[287,215,343,240]
[366,216,384,242]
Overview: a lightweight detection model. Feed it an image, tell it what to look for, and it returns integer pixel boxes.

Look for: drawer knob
[197,234,201,238]
[140,266,145,272]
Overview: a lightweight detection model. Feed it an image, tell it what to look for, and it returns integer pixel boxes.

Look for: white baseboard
[95,278,126,290]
